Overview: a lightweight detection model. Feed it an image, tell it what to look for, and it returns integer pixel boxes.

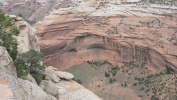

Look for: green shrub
[124,83,127,87]
[145,89,150,93]
[140,87,144,91]
[109,78,113,84]
[16,64,29,78]
[0,10,20,60]
[105,72,110,77]
[151,95,159,100]
[15,49,45,83]
[133,83,137,86]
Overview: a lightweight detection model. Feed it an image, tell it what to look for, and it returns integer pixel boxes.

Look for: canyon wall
[40,33,171,72]
[35,4,177,73]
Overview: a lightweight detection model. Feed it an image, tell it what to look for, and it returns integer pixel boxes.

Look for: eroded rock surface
[34,1,177,73]
[10,15,40,52]
[57,80,102,100]
[42,66,102,100]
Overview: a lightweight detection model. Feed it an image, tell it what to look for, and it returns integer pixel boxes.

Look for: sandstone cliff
[10,15,40,52]
[34,2,177,73]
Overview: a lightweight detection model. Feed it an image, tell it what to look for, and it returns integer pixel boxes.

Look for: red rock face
[0,78,14,100]
[34,6,177,73]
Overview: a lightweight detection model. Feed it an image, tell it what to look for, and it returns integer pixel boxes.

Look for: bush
[133,83,137,86]
[124,83,127,87]
[0,10,20,60]
[140,87,145,91]
[109,78,113,84]
[151,95,159,100]
[16,64,29,78]
[145,89,150,93]
[15,49,45,82]
[105,72,110,77]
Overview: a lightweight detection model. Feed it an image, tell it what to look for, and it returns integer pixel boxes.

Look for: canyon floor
[66,60,177,100]
[33,1,177,100]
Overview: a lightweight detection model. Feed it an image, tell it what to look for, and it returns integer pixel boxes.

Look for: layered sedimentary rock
[34,2,177,73]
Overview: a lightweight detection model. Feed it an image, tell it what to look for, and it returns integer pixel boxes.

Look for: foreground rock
[45,66,74,82]
[0,78,15,100]
[57,80,102,100]
[42,66,102,100]
[0,46,47,100]
[40,80,58,96]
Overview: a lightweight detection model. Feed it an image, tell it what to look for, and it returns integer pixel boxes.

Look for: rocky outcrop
[40,80,58,96]
[45,66,74,82]
[41,66,102,100]
[0,46,47,100]
[27,74,38,85]
[9,15,40,52]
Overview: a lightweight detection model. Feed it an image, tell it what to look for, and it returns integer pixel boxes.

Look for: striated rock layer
[34,3,177,73]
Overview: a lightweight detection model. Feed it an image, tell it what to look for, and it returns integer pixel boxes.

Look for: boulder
[45,66,61,83]
[9,15,16,19]
[56,71,74,80]
[45,66,74,82]
[46,94,58,100]
[18,78,47,100]
[40,80,58,96]
[27,74,37,85]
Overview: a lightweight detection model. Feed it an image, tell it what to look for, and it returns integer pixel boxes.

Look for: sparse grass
[66,61,177,100]
[87,60,112,66]
[105,26,119,34]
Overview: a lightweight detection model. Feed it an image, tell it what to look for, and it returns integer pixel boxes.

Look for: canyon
[0,0,177,100]
[34,1,177,73]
